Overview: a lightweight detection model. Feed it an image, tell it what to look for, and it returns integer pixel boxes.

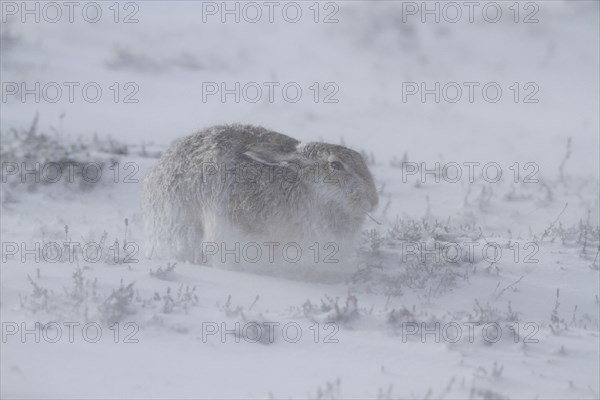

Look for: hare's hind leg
[174,216,205,264]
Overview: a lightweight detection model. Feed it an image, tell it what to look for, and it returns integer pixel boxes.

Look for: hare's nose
[368,194,379,211]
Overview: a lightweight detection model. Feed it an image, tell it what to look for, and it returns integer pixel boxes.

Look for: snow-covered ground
[1,1,599,398]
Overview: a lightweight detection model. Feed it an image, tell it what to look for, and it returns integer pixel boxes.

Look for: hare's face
[308,145,379,215]
[243,140,378,216]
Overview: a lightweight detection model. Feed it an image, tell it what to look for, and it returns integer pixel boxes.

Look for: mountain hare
[143,124,378,264]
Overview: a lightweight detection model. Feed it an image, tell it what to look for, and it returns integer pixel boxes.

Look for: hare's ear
[243,142,305,166]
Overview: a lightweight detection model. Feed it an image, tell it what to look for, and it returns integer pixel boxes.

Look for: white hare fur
[142,124,378,264]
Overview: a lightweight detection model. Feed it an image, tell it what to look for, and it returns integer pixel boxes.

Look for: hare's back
[178,124,299,161]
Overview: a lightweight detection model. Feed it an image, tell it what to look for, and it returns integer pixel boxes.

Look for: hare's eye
[330,161,344,171]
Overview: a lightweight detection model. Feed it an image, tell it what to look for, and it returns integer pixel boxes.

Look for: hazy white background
[1,1,599,398]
